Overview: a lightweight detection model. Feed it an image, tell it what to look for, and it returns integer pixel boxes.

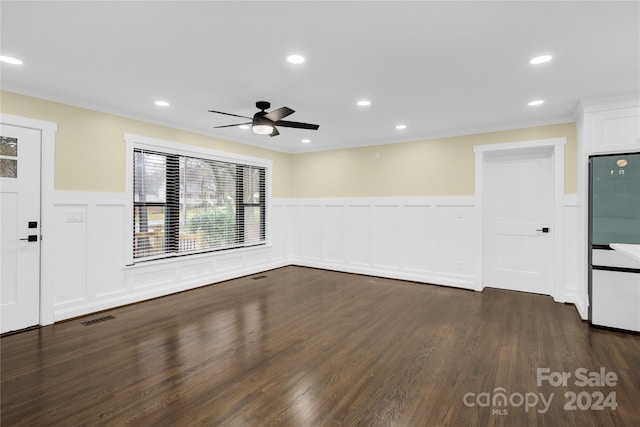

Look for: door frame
[0,113,57,327]
[473,137,566,301]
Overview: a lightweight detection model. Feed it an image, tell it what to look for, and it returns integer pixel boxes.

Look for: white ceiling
[1,1,638,153]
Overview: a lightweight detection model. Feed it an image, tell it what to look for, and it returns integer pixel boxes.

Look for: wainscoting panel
[245,249,271,268]
[131,266,177,289]
[398,205,431,273]
[301,205,324,261]
[269,205,287,261]
[284,197,477,289]
[215,253,246,273]
[176,260,214,282]
[324,205,346,262]
[286,205,302,259]
[46,193,289,322]
[42,194,580,324]
[346,205,372,266]
[434,205,475,277]
[94,204,127,297]
[372,205,399,269]
[52,204,88,305]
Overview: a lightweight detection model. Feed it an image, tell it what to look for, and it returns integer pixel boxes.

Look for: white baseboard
[53,260,290,322]
[291,258,476,290]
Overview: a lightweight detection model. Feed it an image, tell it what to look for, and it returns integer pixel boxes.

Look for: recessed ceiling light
[0,56,23,65]
[528,100,545,106]
[301,139,311,144]
[287,54,305,64]
[395,124,407,130]
[357,100,371,107]
[529,55,552,65]
[154,100,170,107]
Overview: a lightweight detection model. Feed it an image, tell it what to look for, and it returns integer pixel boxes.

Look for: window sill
[124,243,273,270]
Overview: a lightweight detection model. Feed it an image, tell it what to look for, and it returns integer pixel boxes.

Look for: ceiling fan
[209,101,319,137]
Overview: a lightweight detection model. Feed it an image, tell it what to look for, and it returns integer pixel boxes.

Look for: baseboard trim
[52,260,290,322]
[291,259,476,290]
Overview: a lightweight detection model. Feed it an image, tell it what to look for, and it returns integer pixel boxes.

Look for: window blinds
[133,148,266,261]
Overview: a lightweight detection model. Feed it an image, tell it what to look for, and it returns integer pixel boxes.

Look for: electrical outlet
[456,261,463,271]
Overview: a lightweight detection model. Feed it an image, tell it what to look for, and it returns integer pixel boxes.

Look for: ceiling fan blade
[275,120,320,130]
[208,110,252,120]
[269,127,280,137]
[214,122,251,129]
[264,106,294,122]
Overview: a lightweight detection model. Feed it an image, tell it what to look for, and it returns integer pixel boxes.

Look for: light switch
[65,211,85,223]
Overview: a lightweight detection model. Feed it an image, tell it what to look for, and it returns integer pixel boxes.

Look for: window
[0,136,18,178]
[131,145,267,261]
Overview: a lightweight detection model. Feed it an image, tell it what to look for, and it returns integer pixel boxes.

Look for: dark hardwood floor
[2,266,639,426]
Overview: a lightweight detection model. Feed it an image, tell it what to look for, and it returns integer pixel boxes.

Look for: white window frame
[124,133,272,266]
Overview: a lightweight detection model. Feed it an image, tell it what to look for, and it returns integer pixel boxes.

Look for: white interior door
[483,148,554,295]
[1,124,41,333]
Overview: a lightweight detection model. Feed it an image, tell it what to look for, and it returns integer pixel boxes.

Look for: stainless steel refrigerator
[589,152,640,332]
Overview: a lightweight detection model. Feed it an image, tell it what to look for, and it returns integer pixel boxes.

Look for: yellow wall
[0,91,293,197]
[291,123,577,197]
[1,91,576,198]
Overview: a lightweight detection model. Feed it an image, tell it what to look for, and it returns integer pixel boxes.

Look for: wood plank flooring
[2,266,639,426]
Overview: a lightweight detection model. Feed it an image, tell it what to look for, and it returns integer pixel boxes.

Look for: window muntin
[133,148,266,261]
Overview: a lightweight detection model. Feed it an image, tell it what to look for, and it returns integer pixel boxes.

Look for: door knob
[536,227,550,233]
[19,235,38,242]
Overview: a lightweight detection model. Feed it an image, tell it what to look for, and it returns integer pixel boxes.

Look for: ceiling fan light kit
[253,126,274,135]
[252,118,275,135]
[209,101,319,138]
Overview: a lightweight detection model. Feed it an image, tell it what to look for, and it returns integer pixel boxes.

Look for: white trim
[575,91,640,117]
[123,242,274,271]
[0,113,58,326]
[280,195,476,207]
[54,191,127,205]
[474,137,567,299]
[124,133,273,168]
[5,85,576,154]
[40,194,582,323]
[287,118,575,154]
[4,85,294,154]
[292,259,476,289]
[563,194,577,206]
[124,132,273,266]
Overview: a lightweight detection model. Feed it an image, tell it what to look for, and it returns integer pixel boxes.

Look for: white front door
[483,148,554,295]
[1,124,41,333]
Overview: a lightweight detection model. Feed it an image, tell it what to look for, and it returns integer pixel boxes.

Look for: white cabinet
[576,93,640,329]
[591,269,640,332]
[591,248,640,332]
[591,106,640,154]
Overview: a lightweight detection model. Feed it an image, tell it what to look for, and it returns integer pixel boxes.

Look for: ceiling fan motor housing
[256,101,271,111]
